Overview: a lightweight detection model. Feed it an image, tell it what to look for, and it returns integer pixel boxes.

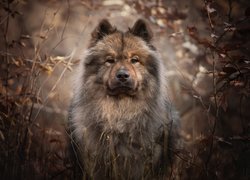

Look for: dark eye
[105,56,115,65]
[131,56,140,64]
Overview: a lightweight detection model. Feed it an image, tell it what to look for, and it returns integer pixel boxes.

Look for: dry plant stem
[204,0,214,31]
[35,7,90,119]
[32,1,71,123]
[31,1,71,122]
[36,7,65,96]
[36,59,61,97]
[240,95,246,134]
[49,1,72,55]
[203,0,219,173]
[17,3,72,168]
[4,2,10,116]
[205,51,218,171]
[61,0,70,40]
[227,0,232,22]
[32,50,76,124]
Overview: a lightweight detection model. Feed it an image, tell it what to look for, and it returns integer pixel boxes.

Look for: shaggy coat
[69,19,179,180]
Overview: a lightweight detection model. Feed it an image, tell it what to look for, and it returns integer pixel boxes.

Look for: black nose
[116,68,130,82]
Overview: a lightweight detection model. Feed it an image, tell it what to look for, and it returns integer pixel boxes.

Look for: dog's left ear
[129,19,153,42]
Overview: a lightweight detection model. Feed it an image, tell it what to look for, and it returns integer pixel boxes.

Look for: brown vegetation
[0,0,249,179]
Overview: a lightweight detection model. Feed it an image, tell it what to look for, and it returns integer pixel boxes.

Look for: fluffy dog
[69,19,180,180]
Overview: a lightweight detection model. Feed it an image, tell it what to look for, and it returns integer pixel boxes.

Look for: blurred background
[0,0,250,179]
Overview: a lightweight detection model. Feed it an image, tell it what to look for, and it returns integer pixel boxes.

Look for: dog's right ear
[90,19,116,45]
[129,19,153,42]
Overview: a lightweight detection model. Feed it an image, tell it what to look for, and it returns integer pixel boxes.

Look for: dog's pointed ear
[91,19,116,43]
[129,19,153,42]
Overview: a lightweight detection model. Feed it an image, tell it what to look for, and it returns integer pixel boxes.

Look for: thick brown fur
[68,19,180,180]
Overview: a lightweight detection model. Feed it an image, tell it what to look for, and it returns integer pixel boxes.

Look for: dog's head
[84,19,161,99]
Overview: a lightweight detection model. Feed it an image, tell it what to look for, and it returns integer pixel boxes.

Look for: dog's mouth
[107,85,138,96]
